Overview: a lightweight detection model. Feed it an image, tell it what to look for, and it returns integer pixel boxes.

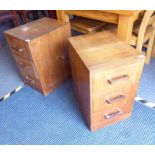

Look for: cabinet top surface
[69,31,144,69]
[4,18,69,41]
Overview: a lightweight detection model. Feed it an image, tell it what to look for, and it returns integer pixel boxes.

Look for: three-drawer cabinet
[68,31,145,131]
[4,18,71,95]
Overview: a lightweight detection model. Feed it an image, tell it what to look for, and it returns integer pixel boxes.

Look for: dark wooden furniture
[16,11,56,23]
[4,18,71,95]
[68,31,145,131]
[47,10,57,19]
[0,11,19,47]
[16,10,38,23]
[0,11,19,26]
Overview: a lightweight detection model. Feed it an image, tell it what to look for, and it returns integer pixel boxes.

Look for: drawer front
[23,78,42,92]
[92,89,130,112]
[92,79,138,112]
[91,62,141,95]
[91,103,132,129]
[13,54,38,81]
[6,35,32,61]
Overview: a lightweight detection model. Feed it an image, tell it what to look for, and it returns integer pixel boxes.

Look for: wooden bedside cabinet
[68,31,145,131]
[4,18,71,95]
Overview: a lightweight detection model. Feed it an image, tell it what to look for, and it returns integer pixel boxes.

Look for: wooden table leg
[151,39,155,57]
[117,15,134,43]
[56,11,69,22]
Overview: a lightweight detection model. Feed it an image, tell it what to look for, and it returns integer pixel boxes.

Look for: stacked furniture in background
[16,11,51,23]
[70,16,107,34]
[0,11,20,47]
[68,31,145,131]
[4,18,71,95]
[0,11,19,26]
[102,10,155,64]
[16,11,38,23]
[46,10,57,19]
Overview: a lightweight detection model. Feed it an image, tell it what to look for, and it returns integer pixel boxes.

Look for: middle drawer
[91,83,137,113]
[13,54,39,81]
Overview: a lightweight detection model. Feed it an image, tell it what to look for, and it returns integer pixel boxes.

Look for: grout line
[0,85,24,102]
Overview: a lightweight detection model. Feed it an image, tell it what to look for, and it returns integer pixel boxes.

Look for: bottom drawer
[23,77,42,93]
[91,104,133,131]
[13,54,43,94]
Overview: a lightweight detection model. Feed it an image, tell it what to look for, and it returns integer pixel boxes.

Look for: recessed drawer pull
[104,109,122,119]
[17,61,29,70]
[105,94,125,104]
[11,45,23,52]
[16,59,38,79]
[108,74,129,84]
[25,76,35,84]
[60,55,66,60]
[60,55,68,64]
[18,61,24,66]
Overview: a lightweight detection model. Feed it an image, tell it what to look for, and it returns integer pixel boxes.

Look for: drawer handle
[11,45,23,52]
[17,61,24,66]
[60,55,68,62]
[104,109,122,119]
[60,55,66,60]
[17,62,29,70]
[25,76,35,84]
[105,94,125,104]
[108,74,129,84]
[17,62,38,79]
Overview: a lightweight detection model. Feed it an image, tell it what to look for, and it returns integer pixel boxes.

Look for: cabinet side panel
[68,43,91,128]
[28,24,71,95]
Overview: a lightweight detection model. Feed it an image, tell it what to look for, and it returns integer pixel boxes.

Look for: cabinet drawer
[6,35,32,61]
[91,62,141,95]
[91,103,132,130]
[23,78,42,92]
[92,89,128,112]
[13,54,38,80]
[92,82,137,112]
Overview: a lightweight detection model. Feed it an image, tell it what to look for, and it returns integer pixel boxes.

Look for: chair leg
[14,16,20,26]
[11,11,20,26]
[32,11,38,20]
[44,11,49,17]
[22,12,29,23]
[12,18,20,27]
[145,31,155,64]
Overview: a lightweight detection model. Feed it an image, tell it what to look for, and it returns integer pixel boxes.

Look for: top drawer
[91,62,142,95]
[5,35,32,61]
